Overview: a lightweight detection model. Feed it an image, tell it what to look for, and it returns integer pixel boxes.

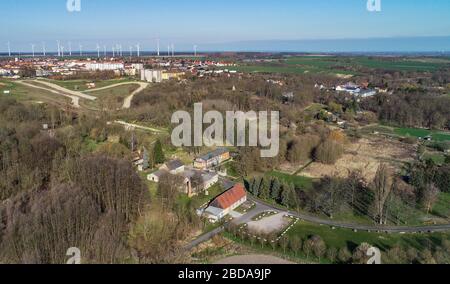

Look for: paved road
[16,81,80,108]
[184,227,225,251]
[185,196,450,250]
[249,196,450,233]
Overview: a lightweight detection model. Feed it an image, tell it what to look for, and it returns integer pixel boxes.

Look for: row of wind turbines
[5,39,199,58]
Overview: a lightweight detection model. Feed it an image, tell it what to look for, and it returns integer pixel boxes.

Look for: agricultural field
[233,56,450,76]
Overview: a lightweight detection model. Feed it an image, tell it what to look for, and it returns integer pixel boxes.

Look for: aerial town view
[0,0,449,274]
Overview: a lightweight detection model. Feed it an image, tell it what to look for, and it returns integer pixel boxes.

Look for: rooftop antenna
[31,44,35,57]
[57,40,61,57]
[69,41,72,56]
[136,43,140,57]
[96,43,100,58]
[79,44,82,57]
[7,41,11,57]
[42,42,46,56]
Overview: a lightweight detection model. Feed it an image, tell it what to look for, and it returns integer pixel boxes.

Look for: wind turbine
[61,45,65,57]
[136,43,140,57]
[31,44,35,57]
[79,44,83,57]
[103,45,107,57]
[157,38,160,56]
[69,41,72,56]
[42,42,46,56]
[129,45,133,57]
[167,45,170,57]
[171,43,174,57]
[112,46,115,58]
[194,45,198,57]
[7,41,11,57]
[96,44,100,58]
[57,40,61,57]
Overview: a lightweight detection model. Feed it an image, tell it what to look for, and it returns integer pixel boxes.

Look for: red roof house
[204,184,247,222]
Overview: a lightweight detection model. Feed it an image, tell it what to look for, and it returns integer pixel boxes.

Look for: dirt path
[16,81,80,108]
[114,120,166,133]
[84,81,149,109]
[120,82,149,109]
[83,81,145,93]
[34,79,97,100]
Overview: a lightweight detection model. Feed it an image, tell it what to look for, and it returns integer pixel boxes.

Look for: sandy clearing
[302,137,415,181]
[247,213,290,234]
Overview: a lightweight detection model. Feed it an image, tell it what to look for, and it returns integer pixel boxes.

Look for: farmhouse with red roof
[203,184,247,222]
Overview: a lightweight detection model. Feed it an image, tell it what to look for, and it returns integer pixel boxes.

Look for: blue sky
[1,0,450,52]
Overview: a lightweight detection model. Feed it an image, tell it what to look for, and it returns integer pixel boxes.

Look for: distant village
[0,56,239,83]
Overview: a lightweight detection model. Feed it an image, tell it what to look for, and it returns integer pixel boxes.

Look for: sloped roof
[197,148,229,162]
[165,159,184,171]
[210,184,246,210]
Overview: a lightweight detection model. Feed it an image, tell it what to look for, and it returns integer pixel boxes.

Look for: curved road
[249,196,450,233]
[84,82,150,109]
[185,196,450,251]
[16,81,81,108]
[21,80,149,110]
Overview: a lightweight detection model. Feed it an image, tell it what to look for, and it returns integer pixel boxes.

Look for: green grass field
[0,79,72,106]
[86,83,139,110]
[432,193,450,219]
[394,127,450,142]
[286,221,450,253]
[266,171,314,191]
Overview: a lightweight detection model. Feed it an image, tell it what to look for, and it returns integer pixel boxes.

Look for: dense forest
[0,97,199,263]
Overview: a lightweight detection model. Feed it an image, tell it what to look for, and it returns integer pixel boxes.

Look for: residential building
[194,148,231,170]
[203,184,247,222]
[86,62,124,71]
[141,69,162,83]
[147,160,218,197]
